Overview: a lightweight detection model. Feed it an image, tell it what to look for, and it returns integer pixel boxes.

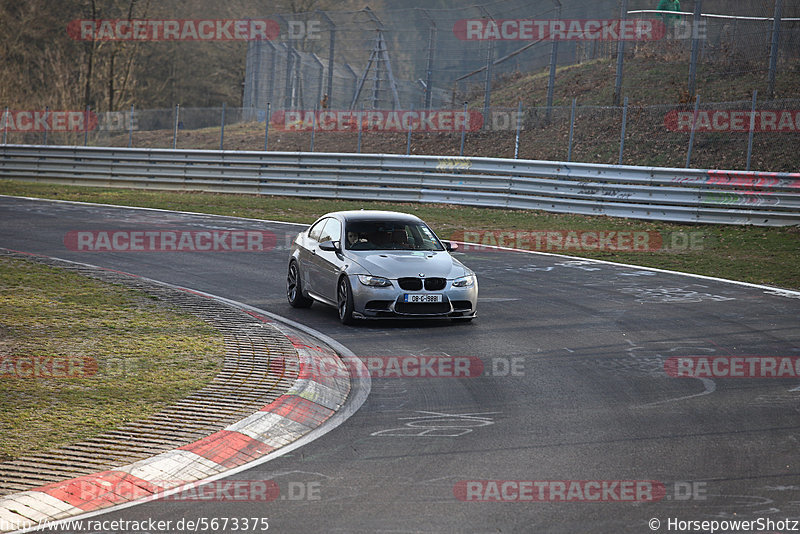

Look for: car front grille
[424,278,446,290]
[397,277,447,291]
[398,277,423,290]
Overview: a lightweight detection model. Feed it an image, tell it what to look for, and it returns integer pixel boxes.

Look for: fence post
[460,101,467,156]
[267,42,277,105]
[746,90,758,171]
[357,104,363,153]
[568,98,576,162]
[547,0,562,120]
[619,97,628,165]
[482,40,494,128]
[43,106,49,145]
[264,102,271,151]
[128,105,134,148]
[514,100,522,159]
[613,0,628,106]
[2,106,8,145]
[173,104,179,149]
[310,105,317,152]
[767,0,783,99]
[84,106,89,146]
[219,103,226,150]
[406,123,412,155]
[688,0,703,98]
[318,10,336,105]
[421,10,437,110]
[686,95,701,168]
[345,64,358,109]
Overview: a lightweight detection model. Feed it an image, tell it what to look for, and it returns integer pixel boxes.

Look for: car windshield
[344,220,445,251]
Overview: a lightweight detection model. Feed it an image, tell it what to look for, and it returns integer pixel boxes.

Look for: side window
[320,218,342,243]
[308,218,327,242]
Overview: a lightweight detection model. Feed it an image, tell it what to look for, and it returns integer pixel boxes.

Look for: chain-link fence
[3,98,797,172]
[240,1,798,114]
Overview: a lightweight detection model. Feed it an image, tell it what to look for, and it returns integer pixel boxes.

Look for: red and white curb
[0,306,350,533]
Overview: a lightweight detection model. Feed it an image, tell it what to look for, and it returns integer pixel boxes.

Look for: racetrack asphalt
[2,195,800,533]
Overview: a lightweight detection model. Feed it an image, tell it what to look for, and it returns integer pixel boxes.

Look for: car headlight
[452,274,476,287]
[358,275,392,287]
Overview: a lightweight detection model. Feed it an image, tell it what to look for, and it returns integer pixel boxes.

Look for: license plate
[404,294,442,303]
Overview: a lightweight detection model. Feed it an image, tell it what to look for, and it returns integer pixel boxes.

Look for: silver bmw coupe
[287,210,478,324]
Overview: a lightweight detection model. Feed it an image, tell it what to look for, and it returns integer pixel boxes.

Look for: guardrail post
[618,97,628,165]
[460,101,467,157]
[219,102,226,151]
[568,98,576,162]
[746,90,758,171]
[686,95,701,168]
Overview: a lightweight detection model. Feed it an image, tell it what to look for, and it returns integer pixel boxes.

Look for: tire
[287,261,313,308]
[337,276,356,325]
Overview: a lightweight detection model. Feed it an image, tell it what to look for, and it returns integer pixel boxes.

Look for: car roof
[325,210,426,224]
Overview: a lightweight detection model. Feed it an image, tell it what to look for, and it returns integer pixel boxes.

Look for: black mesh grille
[365,300,393,310]
[424,278,446,290]
[398,277,423,290]
[451,300,473,311]
[395,302,451,315]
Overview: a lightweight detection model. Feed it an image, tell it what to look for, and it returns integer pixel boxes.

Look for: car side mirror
[443,241,458,252]
[319,240,340,252]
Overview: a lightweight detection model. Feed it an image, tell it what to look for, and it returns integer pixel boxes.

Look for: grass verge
[0,256,224,461]
[1,179,798,290]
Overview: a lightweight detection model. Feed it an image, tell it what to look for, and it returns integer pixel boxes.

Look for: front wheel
[337,276,356,325]
[287,261,313,308]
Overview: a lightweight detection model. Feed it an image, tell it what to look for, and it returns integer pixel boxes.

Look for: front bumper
[348,275,478,320]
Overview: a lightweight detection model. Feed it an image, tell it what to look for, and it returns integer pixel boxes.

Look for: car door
[312,217,344,302]
[299,218,327,294]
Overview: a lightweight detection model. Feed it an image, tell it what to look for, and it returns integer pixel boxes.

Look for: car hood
[346,250,470,279]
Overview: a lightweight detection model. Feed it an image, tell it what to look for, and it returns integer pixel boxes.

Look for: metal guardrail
[1,144,799,226]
